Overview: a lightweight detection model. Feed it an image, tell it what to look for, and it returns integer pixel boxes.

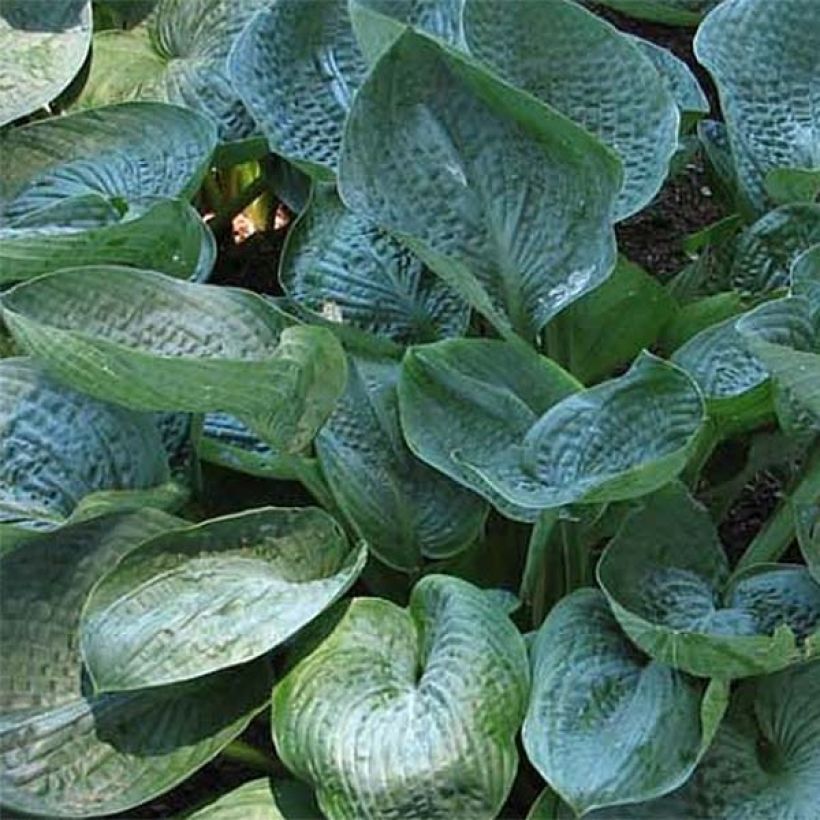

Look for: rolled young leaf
[0,1,92,127]
[316,352,487,572]
[398,338,581,521]
[0,357,172,536]
[0,512,272,818]
[598,484,820,678]
[695,0,820,213]
[279,183,468,344]
[1,266,347,452]
[272,574,530,819]
[338,28,622,340]
[80,507,366,691]
[0,101,217,224]
[228,0,369,179]
[463,0,679,220]
[523,589,727,816]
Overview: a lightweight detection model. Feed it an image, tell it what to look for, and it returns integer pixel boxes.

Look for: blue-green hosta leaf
[0,512,272,818]
[1,266,347,453]
[228,0,368,179]
[0,357,174,538]
[316,353,487,572]
[0,101,216,225]
[631,37,709,119]
[731,204,820,294]
[80,507,366,691]
[797,503,820,585]
[447,354,704,514]
[737,296,820,420]
[279,184,469,344]
[398,338,581,522]
[463,0,679,220]
[792,244,820,319]
[190,778,321,820]
[0,197,215,283]
[599,485,820,678]
[272,575,530,819]
[523,589,727,816]
[695,0,820,213]
[76,0,264,141]
[0,1,92,127]
[349,0,465,64]
[584,0,721,25]
[338,28,622,339]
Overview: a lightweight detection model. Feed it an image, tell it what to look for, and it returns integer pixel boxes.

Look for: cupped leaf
[599,484,820,678]
[0,357,171,535]
[81,507,365,691]
[0,512,272,818]
[190,778,321,820]
[339,28,622,339]
[695,0,820,213]
[1,266,347,452]
[523,589,727,816]
[0,1,92,127]
[316,353,487,572]
[0,197,215,283]
[398,338,581,521]
[731,203,820,295]
[280,184,468,344]
[584,0,720,25]
[463,0,678,220]
[229,0,369,179]
[76,0,264,140]
[454,353,704,513]
[272,574,530,819]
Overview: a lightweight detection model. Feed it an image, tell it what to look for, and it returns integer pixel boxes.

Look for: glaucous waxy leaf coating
[190,778,321,820]
[463,0,679,219]
[1,266,347,453]
[0,101,217,224]
[80,507,366,691]
[339,28,622,339]
[0,357,172,538]
[0,512,272,818]
[599,485,820,678]
[523,589,727,815]
[229,0,369,178]
[0,0,92,127]
[279,184,468,344]
[272,575,530,820]
[316,353,487,572]
[695,0,820,213]
[75,0,265,141]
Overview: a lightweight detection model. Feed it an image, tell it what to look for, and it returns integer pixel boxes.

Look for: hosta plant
[1,0,819,817]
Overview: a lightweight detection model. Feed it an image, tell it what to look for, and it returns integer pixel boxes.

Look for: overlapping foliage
[1,0,818,817]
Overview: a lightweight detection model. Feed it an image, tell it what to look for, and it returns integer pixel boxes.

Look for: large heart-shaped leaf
[280,184,469,344]
[228,0,369,179]
[316,352,487,572]
[0,101,217,225]
[190,778,321,820]
[0,357,175,538]
[407,352,704,516]
[583,0,721,25]
[0,197,215,283]
[599,484,820,678]
[399,338,581,521]
[272,574,530,819]
[0,1,92,127]
[731,204,820,295]
[0,512,272,818]
[695,0,820,213]
[523,589,727,816]
[1,266,347,452]
[463,0,678,220]
[80,507,365,691]
[339,28,622,339]
[76,0,264,140]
